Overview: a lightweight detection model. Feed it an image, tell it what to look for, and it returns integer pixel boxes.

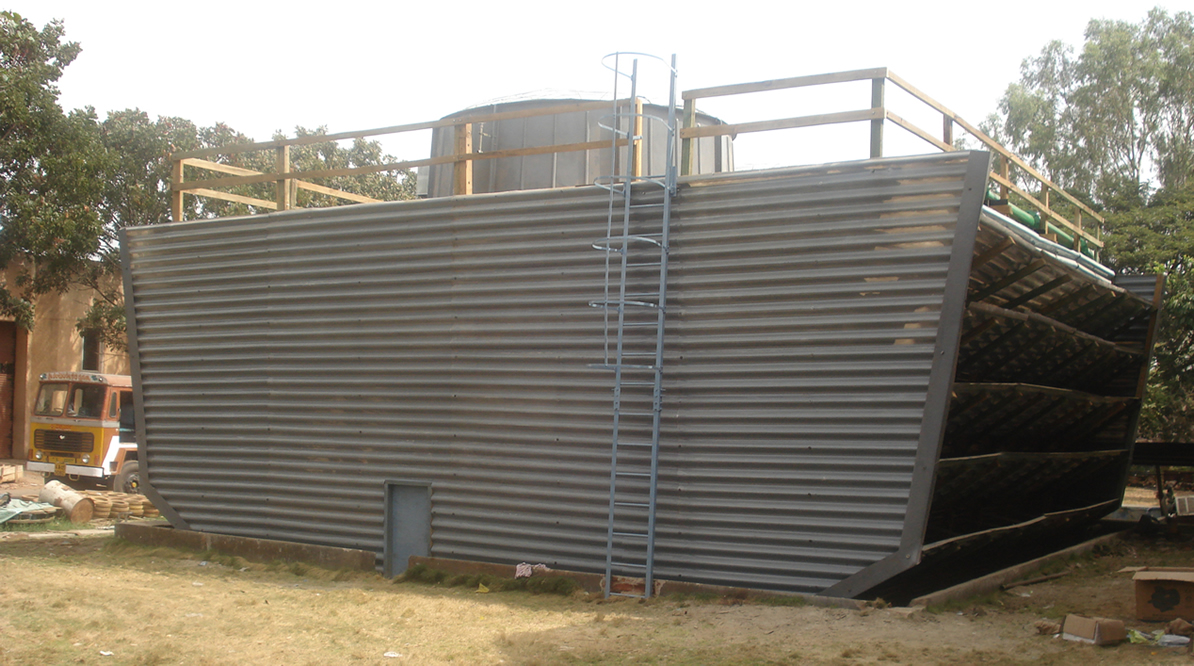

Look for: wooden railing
[170,67,1102,254]
[679,67,1103,253]
[169,98,637,222]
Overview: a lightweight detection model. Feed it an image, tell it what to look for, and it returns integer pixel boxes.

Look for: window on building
[81,331,101,371]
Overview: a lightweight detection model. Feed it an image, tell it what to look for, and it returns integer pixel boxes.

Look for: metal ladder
[590,53,677,599]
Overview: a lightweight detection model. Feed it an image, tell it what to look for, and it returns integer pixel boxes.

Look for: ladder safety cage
[588,52,678,599]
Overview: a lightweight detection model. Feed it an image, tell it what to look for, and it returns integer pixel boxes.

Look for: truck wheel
[113,461,141,494]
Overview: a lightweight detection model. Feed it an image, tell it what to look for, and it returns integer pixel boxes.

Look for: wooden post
[680,98,697,177]
[454,122,473,196]
[999,156,1009,200]
[869,77,885,159]
[942,114,953,148]
[275,146,291,211]
[632,97,644,178]
[171,158,184,222]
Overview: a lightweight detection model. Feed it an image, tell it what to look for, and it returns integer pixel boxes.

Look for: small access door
[384,481,432,577]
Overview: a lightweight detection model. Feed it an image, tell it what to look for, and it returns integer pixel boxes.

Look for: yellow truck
[24,372,140,492]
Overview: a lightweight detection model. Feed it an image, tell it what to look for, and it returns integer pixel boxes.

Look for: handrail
[169,98,634,222]
[169,68,1104,258]
[678,68,1103,254]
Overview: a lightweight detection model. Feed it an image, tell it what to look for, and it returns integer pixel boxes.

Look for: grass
[400,562,584,596]
[0,515,81,532]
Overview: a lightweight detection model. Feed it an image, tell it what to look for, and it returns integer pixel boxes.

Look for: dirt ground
[2,527,1194,665]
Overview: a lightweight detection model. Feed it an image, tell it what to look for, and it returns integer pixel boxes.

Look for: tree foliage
[0,12,105,329]
[0,14,416,352]
[990,8,1194,208]
[989,7,1194,439]
[1103,185,1194,439]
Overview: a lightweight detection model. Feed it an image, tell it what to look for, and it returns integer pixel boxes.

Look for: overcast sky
[15,0,1184,170]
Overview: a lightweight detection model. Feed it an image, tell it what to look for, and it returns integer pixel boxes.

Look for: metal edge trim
[122,228,190,530]
[1113,274,1167,504]
[821,150,992,598]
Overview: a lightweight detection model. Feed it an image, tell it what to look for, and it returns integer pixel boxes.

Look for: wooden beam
[295,181,380,204]
[180,158,259,176]
[885,111,954,152]
[171,99,632,160]
[453,123,472,196]
[679,108,882,140]
[188,188,278,210]
[170,159,184,222]
[682,67,888,101]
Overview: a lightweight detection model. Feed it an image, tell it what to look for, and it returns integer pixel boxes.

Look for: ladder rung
[616,440,654,447]
[610,563,648,570]
[588,299,659,309]
[612,531,649,539]
[617,411,656,417]
[589,363,656,370]
[615,501,650,508]
[619,381,658,387]
[616,471,651,478]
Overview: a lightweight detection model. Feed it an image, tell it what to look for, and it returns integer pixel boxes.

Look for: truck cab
[24,372,140,493]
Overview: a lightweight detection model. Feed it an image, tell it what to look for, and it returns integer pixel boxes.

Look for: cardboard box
[1134,568,1194,621]
[1061,614,1127,645]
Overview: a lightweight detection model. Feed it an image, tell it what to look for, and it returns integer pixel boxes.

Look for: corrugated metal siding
[124,152,982,594]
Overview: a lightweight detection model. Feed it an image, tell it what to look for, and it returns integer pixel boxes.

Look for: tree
[1,13,416,352]
[989,8,1194,208]
[988,7,1194,439]
[1102,185,1194,439]
[0,12,106,329]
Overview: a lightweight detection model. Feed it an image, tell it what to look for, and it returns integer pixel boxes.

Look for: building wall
[1,263,130,459]
[124,152,990,595]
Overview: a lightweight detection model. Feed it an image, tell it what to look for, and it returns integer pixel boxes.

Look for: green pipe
[985,190,1098,259]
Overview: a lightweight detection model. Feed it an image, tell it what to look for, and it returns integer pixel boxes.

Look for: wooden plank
[188,188,278,210]
[170,159,184,222]
[886,111,953,152]
[679,108,881,140]
[175,155,458,191]
[682,67,888,101]
[180,158,260,176]
[295,181,380,204]
[171,99,632,160]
